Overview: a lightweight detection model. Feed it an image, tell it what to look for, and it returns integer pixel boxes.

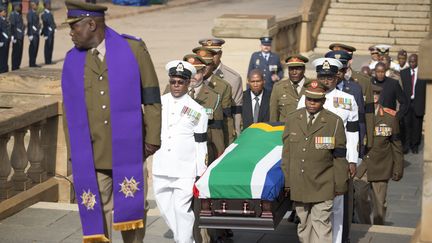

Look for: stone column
[11,129,31,191]
[27,121,47,183]
[0,134,13,199]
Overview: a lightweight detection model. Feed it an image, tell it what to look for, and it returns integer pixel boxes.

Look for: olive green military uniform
[63,37,161,242]
[354,106,403,225]
[207,74,235,146]
[351,70,374,149]
[282,108,349,243]
[269,78,308,122]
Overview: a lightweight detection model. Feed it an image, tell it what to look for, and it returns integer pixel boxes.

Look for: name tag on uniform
[374,124,392,136]
[315,136,335,149]
[204,108,213,120]
[181,106,201,124]
[333,97,352,110]
[255,59,260,66]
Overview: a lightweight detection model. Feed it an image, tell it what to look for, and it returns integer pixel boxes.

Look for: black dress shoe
[30,64,42,68]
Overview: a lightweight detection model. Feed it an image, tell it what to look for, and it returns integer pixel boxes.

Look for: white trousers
[153,175,196,243]
[332,195,344,243]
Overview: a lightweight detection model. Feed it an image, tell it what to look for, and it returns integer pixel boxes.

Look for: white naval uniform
[152,93,208,243]
[298,88,359,243]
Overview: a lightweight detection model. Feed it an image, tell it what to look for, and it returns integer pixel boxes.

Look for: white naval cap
[312,57,343,75]
[374,44,392,54]
[165,60,197,80]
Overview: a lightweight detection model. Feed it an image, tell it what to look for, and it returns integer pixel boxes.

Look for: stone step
[328,8,430,18]
[323,21,395,30]
[330,2,430,11]
[396,24,429,32]
[396,38,424,45]
[317,33,395,44]
[336,0,429,4]
[393,18,430,25]
[321,27,390,37]
[325,14,394,24]
[389,31,428,38]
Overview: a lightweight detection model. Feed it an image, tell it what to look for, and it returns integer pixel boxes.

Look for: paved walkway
[0,0,422,242]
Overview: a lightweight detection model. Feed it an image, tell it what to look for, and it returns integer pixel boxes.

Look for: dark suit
[9,10,24,70]
[41,9,56,64]
[372,77,409,120]
[0,16,10,73]
[247,51,283,92]
[400,68,426,150]
[27,9,40,67]
[242,89,270,129]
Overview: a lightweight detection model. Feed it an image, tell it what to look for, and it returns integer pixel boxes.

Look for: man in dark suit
[247,37,283,92]
[27,0,40,67]
[242,69,270,129]
[41,0,56,64]
[9,1,24,70]
[401,54,426,154]
[0,4,10,73]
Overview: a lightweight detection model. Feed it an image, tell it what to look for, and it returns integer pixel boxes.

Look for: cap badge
[335,54,341,59]
[323,60,330,70]
[311,81,318,88]
[198,50,207,57]
[206,40,212,46]
[176,63,184,72]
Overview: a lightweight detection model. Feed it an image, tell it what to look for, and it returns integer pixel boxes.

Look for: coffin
[194,123,292,230]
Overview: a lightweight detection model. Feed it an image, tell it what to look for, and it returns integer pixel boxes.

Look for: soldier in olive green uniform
[282,80,349,243]
[270,55,309,122]
[329,43,375,151]
[354,84,404,225]
[184,54,225,163]
[193,46,235,147]
[63,1,161,242]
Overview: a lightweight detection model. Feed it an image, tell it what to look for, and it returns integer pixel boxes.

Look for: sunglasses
[169,79,187,85]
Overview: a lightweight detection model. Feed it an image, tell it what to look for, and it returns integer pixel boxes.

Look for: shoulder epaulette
[383,107,396,117]
[121,34,141,41]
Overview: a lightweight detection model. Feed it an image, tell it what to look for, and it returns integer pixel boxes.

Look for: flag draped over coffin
[195,123,285,201]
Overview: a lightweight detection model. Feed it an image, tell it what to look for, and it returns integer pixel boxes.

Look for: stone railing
[0,68,71,219]
[273,14,303,63]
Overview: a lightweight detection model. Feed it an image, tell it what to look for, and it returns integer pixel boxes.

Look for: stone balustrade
[0,98,60,201]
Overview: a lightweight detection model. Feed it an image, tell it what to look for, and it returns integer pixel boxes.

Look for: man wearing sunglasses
[153,60,208,243]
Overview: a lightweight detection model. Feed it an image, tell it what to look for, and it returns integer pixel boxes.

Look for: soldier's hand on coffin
[392,173,402,181]
[349,163,357,178]
[144,143,160,157]
[284,187,290,197]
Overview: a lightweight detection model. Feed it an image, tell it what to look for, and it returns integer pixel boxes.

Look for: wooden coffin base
[195,192,292,231]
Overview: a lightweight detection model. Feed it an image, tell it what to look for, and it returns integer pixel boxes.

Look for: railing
[274,14,303,63]
[0,98,59,200]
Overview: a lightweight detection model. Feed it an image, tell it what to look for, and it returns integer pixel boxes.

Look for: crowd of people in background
[0,0,56,73]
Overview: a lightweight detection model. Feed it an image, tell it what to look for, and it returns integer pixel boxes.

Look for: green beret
[303,80,328,99]
[285,54,309,67]
[65,0,107,24]
[329,43,356,53]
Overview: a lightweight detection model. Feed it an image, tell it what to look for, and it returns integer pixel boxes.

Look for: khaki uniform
[351,71,374,149]
[194,84,225,163]
[269,78,307,122]
[354,106,404,225]
[215,63,243,136]
[282,108,349,243]
[63,37,161,243]
[207,74,235,146]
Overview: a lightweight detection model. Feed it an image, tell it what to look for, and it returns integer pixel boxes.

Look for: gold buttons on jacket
[102,105,107,109]
[99,76,103,81]
[100,91,105,95]
[104,120,108,125]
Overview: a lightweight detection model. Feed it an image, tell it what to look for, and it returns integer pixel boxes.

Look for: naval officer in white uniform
[152,60,208,243]
[298,58,359,243]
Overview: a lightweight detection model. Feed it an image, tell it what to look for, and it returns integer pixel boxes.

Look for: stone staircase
[314,0,430,55]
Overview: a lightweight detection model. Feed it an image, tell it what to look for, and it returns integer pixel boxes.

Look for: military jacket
[194,84,225,163]
[207,74,235,146]
[269,77,308,122]
[9,11,24,40]
[356,106,403,181]
[26,9,40,37]
[282,108,348,203]
[63,36,162,170]
[41,9,56,37]
[0,16,10,43]
[247,51,284,92]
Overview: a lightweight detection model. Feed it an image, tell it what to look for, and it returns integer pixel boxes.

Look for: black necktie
[253,96,260,123]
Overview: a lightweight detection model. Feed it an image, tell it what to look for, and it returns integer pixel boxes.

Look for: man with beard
[270,54,309,123]
[298,58,359,243]
[242,69,270,128]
